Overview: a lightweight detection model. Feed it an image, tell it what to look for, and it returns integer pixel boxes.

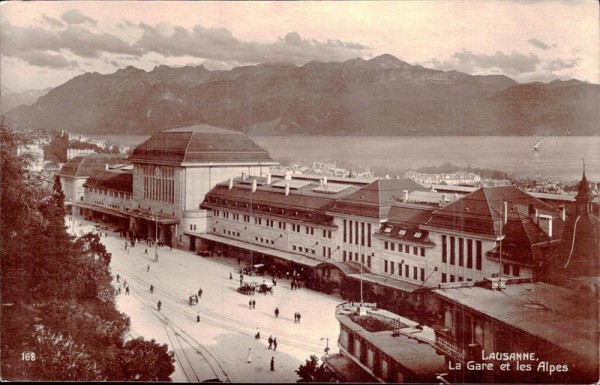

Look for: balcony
[434,329,466,361]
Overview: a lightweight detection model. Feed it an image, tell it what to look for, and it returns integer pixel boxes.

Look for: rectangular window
[405,264,409,277]
[361,254,365,264]
[390,243,395,251]
[306,226,309,234]
[367,223,372,247]
[503,263,510,275]
[458,238,464,266]
[355,221,359,245]
[459,276,464,282]
[384,241,389,250]
[442,235,447,263]
[405,244,410,253]
[328,248,331,259]
[513,265,520,277]
[355,252,359,262]
[420,268,425,281]
[420,248,425,257]
[361,222,365,246]
[450,237,455,265]
[349,220,353,244]
[322,246,326,257]
[367,255,371,269]
[467,239,473,268]
[343,250,347,262]
[398,263,402,276]
[311,227,314,236]
[384,260,388,273]
[413,246,418,255]
[343,219,347,243]
[442,273,447,283]
[450,275,456,282]
[476,240,483,270]
[413,266,418,280]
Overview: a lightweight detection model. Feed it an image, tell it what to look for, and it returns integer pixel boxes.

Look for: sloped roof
[424,186,557,237]
[128,124,276,165]
[58,154,128,178]
[375,204,436,246]
[559,214,600,278]
[83,171,133,193]
[328,179,428,219]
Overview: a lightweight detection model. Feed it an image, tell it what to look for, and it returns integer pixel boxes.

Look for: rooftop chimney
[105,163,109,171]
[285,183,290,196]
[322,177,327,185]
[242,172,247,180]
[252,179,257,193]
[284,171,293,181]
[266,173,272,185]
[403,190,409,202]
[228,178,233,190]
[560,205,566,221]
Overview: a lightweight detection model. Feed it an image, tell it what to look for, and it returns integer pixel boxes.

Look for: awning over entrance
[72,202,129,219]
[315,261,424,293]
[198,233,323,268]
[127,208,179,225]
[322,353,379,383]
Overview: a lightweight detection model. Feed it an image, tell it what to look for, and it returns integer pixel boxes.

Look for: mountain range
[1,87,52,115]
[4,54,599,136]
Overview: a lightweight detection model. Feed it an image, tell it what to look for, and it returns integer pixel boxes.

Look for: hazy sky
[1,1,598,92]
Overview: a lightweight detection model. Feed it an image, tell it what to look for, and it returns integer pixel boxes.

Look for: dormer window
[384,226,393,234]
[399,229,407,236]
[414,232,422,238]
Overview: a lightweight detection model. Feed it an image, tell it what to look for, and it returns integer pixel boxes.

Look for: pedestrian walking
[150,284,154,294]
[268,335,273,349]
[124,242,128,250]
[248,299,252,309]
[157,300,161,311]
[252,299,256,309]
[246,348,252,363]
[229,272,233,280]
[196,312,201,323]
[255,329,260,340]
[294,312,298,323]
[274,307,279,318]
[297,313,301,323]
[273,278,277,286]
[270,357,275,371]
[116,274,120,283]
[125,286,130,295]
[147,264,150,271]
[273,338,278,351]
[198,288,203,298]
[145,249,148,255]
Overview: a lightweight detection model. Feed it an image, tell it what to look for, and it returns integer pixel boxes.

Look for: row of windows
[383,241,426,257]
[190,224,197,231]
[142,176,175,204]
[255,236,274,245]
[214,210,331,238]
[322,246,332,259]
[87,187,132,200]
[383,260,426,282]
[343,219,372,247]
[292,245,315,254]
[342,251,372,269]
[442,235,483,270]
[441,273,473,283]
[139,165,175,178]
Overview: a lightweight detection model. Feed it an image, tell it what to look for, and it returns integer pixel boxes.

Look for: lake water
[86,134,599,183]
[252,136,599,183]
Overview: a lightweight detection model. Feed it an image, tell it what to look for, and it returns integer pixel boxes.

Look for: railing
[434,329,466,361]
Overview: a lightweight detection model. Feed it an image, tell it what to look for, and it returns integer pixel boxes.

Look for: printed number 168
[22,352,36,361]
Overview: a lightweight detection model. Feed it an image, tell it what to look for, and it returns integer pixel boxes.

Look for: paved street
[68,217,341,383]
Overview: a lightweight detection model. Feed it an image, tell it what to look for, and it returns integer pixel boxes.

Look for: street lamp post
[320,337,330,354]
[154,212,158,262]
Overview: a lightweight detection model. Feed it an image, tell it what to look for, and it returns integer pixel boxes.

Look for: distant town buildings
[404,170,481,186]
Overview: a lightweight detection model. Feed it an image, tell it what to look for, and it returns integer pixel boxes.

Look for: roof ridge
[182,131,195,163]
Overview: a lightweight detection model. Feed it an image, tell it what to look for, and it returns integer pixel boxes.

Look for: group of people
[267,335,279,350]
[290,281,301,290]
[294,312,302,323]
[248,299,257,309]
[246,349,276,372]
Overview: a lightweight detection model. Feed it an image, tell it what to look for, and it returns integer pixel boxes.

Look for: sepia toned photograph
[1,1,598,383]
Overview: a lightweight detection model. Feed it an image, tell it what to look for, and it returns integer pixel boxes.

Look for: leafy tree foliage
[0,121,175,381]
[295,354,335,382]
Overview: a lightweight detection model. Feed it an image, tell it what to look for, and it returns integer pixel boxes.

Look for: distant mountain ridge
[1,87,52,114]
[5,54,599,136]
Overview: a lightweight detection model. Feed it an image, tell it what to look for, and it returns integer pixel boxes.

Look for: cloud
[61,9,97,26]
[528,38,551,50]
[1,20,140,67]
[544,57,580,71]
[13,51,76,69]
[132,23,369,65]
[41,14,64,28]
[430,50,541,75]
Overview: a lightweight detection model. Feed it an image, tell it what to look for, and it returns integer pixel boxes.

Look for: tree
[121,338,175,381]
[295,354,335,382]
